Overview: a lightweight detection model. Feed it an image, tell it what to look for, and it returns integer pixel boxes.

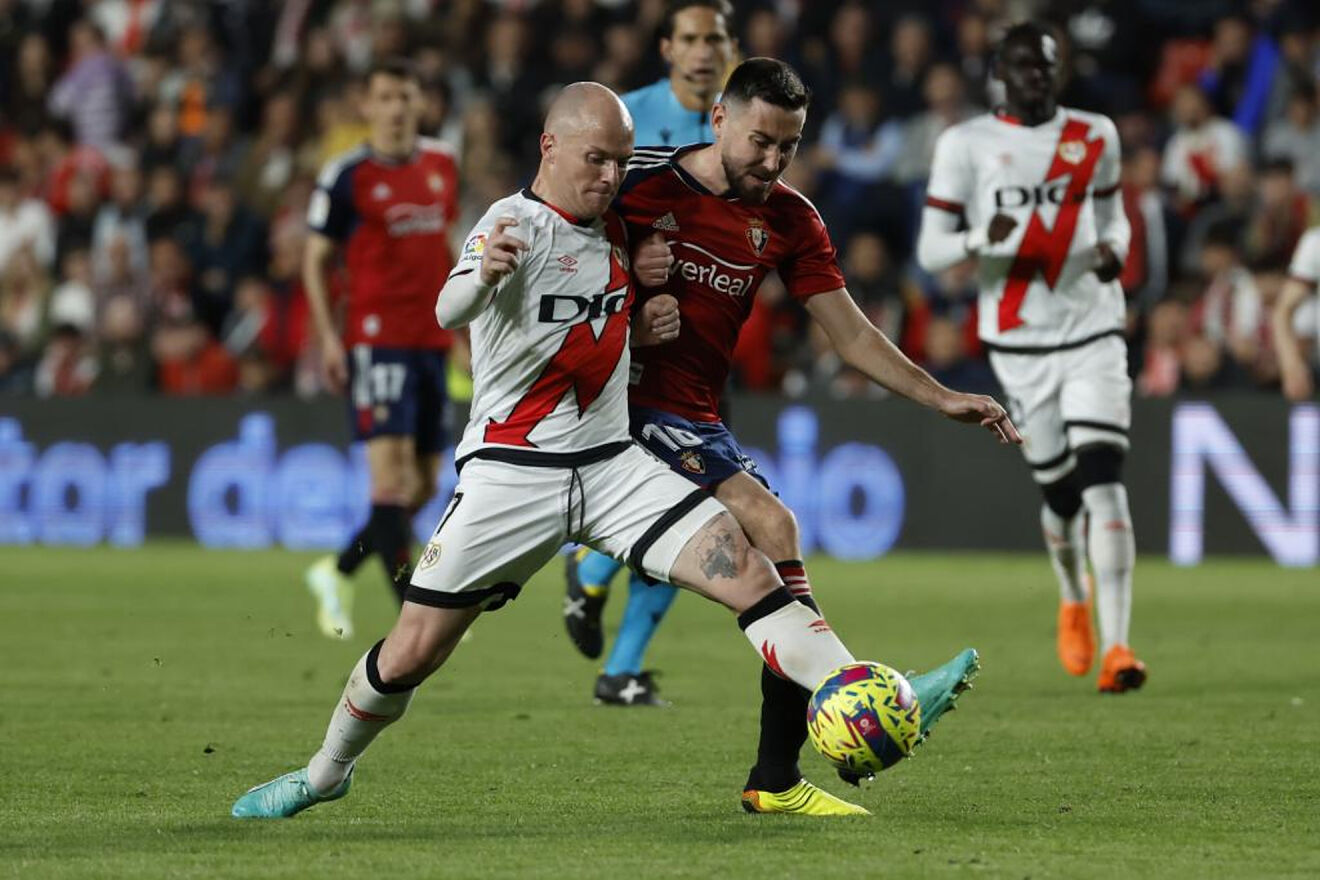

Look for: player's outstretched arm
[1273,277,1315,401]
[805,289,1022,444]
[436,216,527,329]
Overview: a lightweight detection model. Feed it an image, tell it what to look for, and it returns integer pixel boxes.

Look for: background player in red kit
[565,58,1020,814]
[302,59,461,639]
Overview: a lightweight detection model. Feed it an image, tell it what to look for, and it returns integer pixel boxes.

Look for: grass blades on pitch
[1,545,1317,879]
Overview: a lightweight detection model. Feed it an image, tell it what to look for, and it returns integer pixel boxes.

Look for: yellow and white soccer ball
[807,662,921,774]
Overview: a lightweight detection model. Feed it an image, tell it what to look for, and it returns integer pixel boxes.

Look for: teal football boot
[909,648,980,743]
[231,767,352,819]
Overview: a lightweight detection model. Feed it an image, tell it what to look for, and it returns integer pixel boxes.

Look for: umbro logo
[557,254,578,273]
[652,212,679,232]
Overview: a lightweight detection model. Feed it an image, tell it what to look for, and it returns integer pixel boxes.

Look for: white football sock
[307,646,414,796]
[1040,504,1088,604]
[739,589,855,691]
[1082,483,1135,653]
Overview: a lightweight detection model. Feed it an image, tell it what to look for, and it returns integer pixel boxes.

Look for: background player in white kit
[1273,226,1320,401]
[231,82,980,819]
[917,23,1147,693]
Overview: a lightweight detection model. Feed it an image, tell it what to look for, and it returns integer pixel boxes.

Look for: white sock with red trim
[306,642,415,796]
[738,588,854,692]
[1082,484,1135,652]
[1041,504,1088,604]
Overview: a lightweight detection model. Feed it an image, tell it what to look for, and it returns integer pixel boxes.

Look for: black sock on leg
[336,524,372,575]
[369,504,413,605]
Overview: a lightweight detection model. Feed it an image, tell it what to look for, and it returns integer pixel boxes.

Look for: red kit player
[302,58,461,638]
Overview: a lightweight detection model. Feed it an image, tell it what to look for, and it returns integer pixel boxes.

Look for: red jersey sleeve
[778,193,846,301]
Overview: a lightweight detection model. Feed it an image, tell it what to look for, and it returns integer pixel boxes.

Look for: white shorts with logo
[407,443,726,610]
[988,333,1132,485]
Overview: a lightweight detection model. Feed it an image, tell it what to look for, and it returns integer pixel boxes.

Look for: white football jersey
[447,190,634,465]
[926,107,1130,350]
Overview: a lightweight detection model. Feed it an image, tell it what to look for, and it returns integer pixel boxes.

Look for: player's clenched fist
[480,216,529,286]
[633,232,674,288]
[986,213,1018,244]
[632,294,680,346]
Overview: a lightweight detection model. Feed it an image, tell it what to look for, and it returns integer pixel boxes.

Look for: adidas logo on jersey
[652,212,679,232]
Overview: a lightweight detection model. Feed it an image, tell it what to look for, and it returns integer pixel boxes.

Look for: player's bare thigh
[712,471,800,562]
[365,435,421,506]
[667,510,782,614]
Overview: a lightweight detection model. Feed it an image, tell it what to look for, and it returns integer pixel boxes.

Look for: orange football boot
[1057,600,1095,676]
[1097,644,1147,694]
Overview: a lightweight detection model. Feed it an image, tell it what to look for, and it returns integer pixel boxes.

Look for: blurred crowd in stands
[0,0,1318,400]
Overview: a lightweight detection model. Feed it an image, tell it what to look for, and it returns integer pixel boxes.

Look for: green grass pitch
[2,545,1317,878]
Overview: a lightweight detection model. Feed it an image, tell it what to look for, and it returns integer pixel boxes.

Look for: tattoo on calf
[699,528,741,579]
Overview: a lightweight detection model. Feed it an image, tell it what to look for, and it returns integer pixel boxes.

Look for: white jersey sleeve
[926,126,975,211]
[1092,116,1130,264]
[453,191,634,466]
[1289,227,1320,287]
[1287,227,1320,344]
[916,126,979,273]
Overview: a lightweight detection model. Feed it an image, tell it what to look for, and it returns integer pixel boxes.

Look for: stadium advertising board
[1,396,1315,564]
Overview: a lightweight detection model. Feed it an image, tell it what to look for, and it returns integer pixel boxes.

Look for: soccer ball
[807,662,921,774]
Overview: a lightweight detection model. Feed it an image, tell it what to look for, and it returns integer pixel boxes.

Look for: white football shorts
[989,334,1132,485]
[407,443,726,610]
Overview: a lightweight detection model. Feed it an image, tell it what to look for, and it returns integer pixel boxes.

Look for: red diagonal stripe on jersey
[485,214,634,447]
[999,118,1105,333]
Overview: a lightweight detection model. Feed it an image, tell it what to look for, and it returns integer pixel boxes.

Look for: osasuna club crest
[1057,140,1086,165]
[679,449,705,475]
[745,219,770,256]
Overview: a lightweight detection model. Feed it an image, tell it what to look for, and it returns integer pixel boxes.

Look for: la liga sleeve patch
[459,233,487,265]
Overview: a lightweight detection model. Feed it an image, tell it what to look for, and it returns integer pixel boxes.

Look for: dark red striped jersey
[619,144,845,421]
[925,108,1129,347]
[308,137,459,349]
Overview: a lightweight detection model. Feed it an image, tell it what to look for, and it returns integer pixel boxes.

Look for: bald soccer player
[230,83,982,819]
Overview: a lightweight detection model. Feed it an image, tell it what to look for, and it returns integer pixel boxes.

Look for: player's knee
[371,470,412,505]
[411,476,437,510]
[761,499,800,559]
[1073,443,1125,490]
[1040,474,1083,520]
[377,611,469,685]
